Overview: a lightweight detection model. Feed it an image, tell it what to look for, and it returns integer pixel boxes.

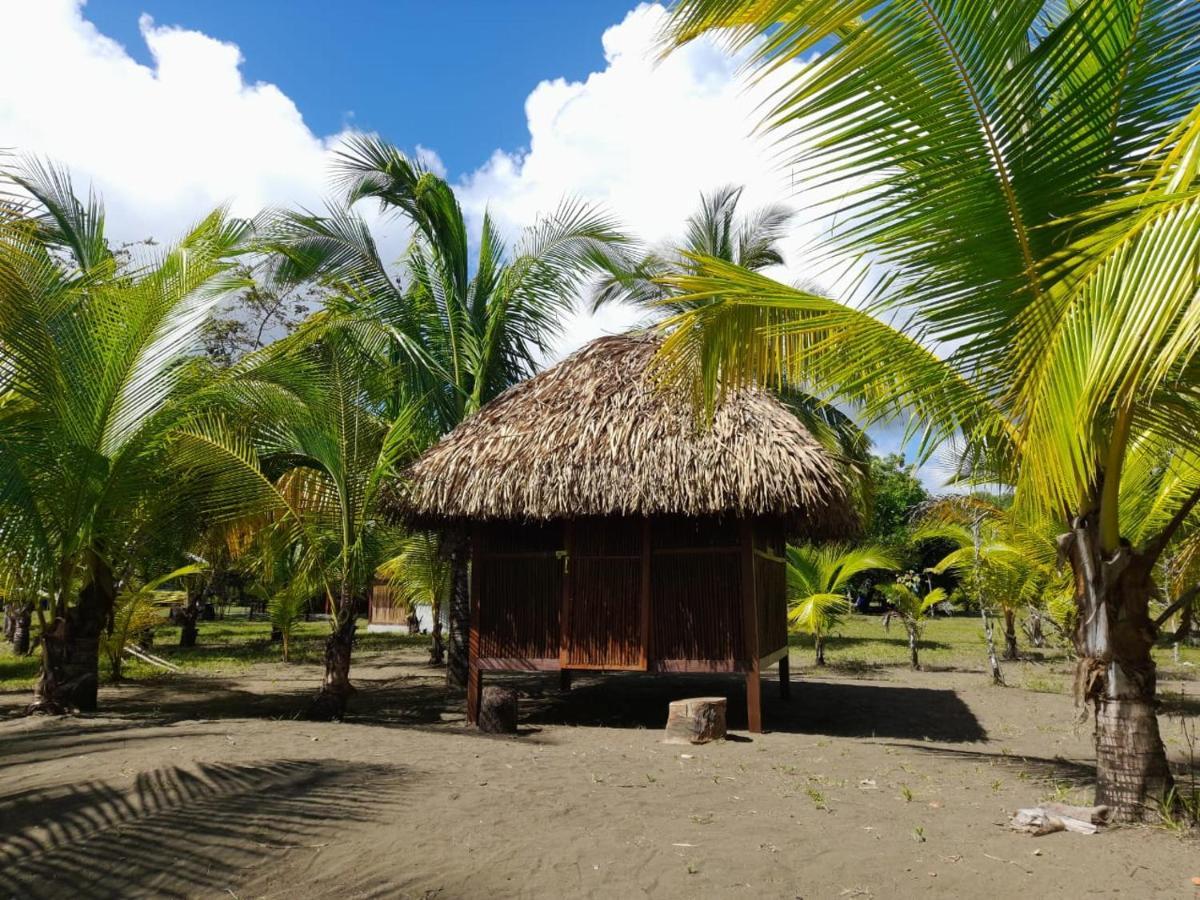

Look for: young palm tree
[378,531,450,665]
[0,161,250,712]
[882,581,948,671]
[912,506,1023,660]
[175,332,428,718]
[786,543,898,665]
[266,587,308,663]
[263,136,627,687]
[661,0,1200,820]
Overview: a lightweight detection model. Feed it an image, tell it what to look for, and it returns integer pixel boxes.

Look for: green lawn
[789,612,1199,686]
[0,615,428,692]
[2,610,1195,695]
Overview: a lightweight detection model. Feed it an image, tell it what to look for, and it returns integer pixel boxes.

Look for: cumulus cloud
[0,0,417,247]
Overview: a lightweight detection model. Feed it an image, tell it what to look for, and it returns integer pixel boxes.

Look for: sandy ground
[1,648,1198,899]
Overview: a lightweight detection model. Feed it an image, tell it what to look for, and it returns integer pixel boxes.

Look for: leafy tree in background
[661,0,1200,820]
[866,454,928,542]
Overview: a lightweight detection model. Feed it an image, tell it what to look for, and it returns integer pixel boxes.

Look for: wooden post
[467,526,483,725]
[778,654,791,700]
[559,668,572,691]
[741,520,762,733]
[559,520,574,671]
[639,517,651,670]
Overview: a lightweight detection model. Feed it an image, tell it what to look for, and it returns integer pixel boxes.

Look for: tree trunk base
[1094,697,1173,822]
[306,683,354,721]
[664,697,727,744]
[478,686,518,734]
[306,621,356,720]
[28,632,99,715]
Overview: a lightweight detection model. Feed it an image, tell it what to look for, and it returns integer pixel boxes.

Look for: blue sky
[86,0,640,178]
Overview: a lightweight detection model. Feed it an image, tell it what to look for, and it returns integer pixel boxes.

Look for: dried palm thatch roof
[396,335,855,536]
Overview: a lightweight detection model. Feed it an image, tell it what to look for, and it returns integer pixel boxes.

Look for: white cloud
[456,3,847,358]
[0,1,341,241]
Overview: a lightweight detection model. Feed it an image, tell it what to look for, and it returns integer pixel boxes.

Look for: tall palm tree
[175,332,428,718]
[660,0,1200,821]
[591,184,792,313]
[0,161,250,712]
[263,136,627,686]
[786,543,898,665]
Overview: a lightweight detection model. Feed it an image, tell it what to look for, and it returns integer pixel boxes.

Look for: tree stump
[664,697,727,744]
[478,686,518,734]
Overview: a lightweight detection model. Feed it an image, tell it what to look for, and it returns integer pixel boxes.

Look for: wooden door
[562,517,645,669]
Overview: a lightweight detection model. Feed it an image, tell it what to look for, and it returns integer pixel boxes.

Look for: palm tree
[0,160,250,712]
[378,531,450,665]
[786,543,898,665]
[660,0,1200,820]
[592,184,871,499]
[912,503,1024,661]
[591,184,792,313]
[174,331,429,717]
[263,136,627,687]
[882,581,948,671]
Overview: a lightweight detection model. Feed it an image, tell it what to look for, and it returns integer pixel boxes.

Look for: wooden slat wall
[754,522,788,657]
[477,523,562,662]
[650,547,742,663]
[565,517,642,668]
[369,583,406,624]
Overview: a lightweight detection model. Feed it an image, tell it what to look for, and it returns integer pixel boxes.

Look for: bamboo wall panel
[755,553,787,655]
[565,557,642,667]
[652,515,738,549]
[478,556,561,661]
[564,518,642,668]
[650,551,742,662]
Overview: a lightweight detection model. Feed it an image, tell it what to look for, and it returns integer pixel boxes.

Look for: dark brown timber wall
[473,516,785,670]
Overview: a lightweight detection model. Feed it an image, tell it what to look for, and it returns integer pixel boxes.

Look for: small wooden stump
[478,686,518,734]
[664,696,727,745]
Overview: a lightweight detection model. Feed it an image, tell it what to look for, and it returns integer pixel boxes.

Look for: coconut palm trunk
[814,633,826,666]
[1060,520,1172,822]
[32,556,114,713]
[906,625,919,670]
[311,588,357,720]
[179,584,202,648]
[429,596,446,666]
[1002,608,1019,660]
[7,603,32,655]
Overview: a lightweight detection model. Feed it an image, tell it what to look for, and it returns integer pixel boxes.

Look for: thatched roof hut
[395,334,856,734]
[399,334,853,534]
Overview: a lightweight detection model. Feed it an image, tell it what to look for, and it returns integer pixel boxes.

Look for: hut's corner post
[741,519,762,733]
[466,526,483,726]
[779,654,791,700]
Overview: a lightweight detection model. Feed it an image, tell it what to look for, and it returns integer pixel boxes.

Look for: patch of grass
[0,646,40,692]
[0,615,429,693]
